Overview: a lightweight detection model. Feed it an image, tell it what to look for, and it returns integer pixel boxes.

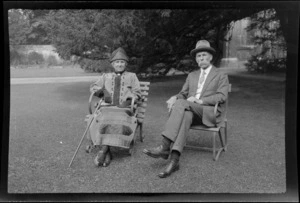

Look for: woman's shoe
[85,145,95,153]
[94,150,106,167]
[103,150,112,167]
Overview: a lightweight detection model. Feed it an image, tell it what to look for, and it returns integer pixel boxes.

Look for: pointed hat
[110,47,129,62]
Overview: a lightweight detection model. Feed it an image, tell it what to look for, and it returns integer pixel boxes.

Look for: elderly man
[143,40,229,178]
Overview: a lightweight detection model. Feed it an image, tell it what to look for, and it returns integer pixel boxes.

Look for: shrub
[46,55,58,66]
[27,51,45,65]
[245,55,286,73]
[78,58,113,73]
[10,49,22,66]
[10,50,29,67]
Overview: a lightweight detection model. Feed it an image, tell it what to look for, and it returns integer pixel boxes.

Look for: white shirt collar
[201,65,212,75]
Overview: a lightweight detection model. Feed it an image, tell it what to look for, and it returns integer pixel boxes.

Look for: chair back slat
[140,86,150,91]
[137,81,150,124]
[137,108,147,113]
[141,91,149,96]
[140,103,147,108]
[140,81,150,86]
[228,84,232,93]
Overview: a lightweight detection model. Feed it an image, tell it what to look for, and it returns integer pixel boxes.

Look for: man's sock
[162,135,172,151]
[170,150,180,162]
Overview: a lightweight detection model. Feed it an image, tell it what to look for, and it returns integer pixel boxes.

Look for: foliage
[10,49,23,66]
[9,51,31,67]
[8,9,32,46]
[244,54,286,73]
[36,9,261,73]
[45,55,58,66]
[245,9,287,73]
[27,51,44,64]
[26,10,52,44]
[77,58,113,73]
[11,8,274,73]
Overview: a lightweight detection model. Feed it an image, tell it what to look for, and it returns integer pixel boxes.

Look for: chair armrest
[89,91,104,114]
[132,96,145,117]
[130,96,135,113]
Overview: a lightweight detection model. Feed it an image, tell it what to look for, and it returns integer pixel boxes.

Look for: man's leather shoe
[158,159,179,178]
[143,145,170,159]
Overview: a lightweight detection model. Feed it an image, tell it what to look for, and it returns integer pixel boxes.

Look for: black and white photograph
[2,1,298,202]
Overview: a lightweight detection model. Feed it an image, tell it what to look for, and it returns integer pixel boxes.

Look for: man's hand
[187,96,203,104]
[187,96,197,103]
[166,96,177,112]
[91,86,101,93]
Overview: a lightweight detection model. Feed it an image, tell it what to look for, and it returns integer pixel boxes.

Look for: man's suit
[162,66,229,153]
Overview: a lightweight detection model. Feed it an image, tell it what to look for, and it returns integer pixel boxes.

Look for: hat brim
[190,47,216,57]
[110,58,129,63]
[109,50,129,63]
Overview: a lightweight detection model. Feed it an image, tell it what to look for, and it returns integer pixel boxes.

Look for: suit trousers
[162,99,203,154]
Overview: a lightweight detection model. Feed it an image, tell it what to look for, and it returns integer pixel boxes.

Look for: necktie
[195,69,206,99]
[199,69,206,85]
[112,74,121,105]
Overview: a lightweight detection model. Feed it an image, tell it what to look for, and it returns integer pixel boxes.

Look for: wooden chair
[185,84,232,161]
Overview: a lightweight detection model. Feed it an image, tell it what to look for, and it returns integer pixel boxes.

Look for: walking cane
[69,93,103,167]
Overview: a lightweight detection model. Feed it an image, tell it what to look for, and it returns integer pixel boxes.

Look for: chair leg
[212,132,216,161]
[218,130,225,149]
[139,123,143,142]
[224,121,228,151]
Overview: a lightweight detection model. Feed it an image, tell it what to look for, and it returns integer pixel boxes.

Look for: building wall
[223,18,251,59]
[221,17,287,69]
[14,45,63,63]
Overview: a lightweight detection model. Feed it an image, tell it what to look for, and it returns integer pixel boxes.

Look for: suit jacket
[90,71,141,105]
[176,66,229,127]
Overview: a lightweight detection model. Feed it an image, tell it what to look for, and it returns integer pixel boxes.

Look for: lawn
[7,68,287,197]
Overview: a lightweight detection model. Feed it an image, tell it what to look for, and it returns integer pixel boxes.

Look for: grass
[7,68,287,197]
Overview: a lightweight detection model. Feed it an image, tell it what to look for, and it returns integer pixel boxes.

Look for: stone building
[13,44,63,63]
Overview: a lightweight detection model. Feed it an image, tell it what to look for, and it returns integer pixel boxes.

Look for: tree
[245,9,287,73]
[8,9,33,52]
[8,9,33,66]
[8,9,32,46]
[21,8,291,74]
[26,9,52,45]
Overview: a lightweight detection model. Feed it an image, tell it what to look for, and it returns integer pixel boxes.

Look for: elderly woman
[87,47,141,167]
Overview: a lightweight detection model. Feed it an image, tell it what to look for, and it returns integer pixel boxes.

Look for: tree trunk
[275,5,298,56]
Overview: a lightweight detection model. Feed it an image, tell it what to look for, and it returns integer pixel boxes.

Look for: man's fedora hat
[190,40,216,57]
[110,47,129,63]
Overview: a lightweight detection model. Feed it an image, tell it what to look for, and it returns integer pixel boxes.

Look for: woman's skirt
[86,106,138,149]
